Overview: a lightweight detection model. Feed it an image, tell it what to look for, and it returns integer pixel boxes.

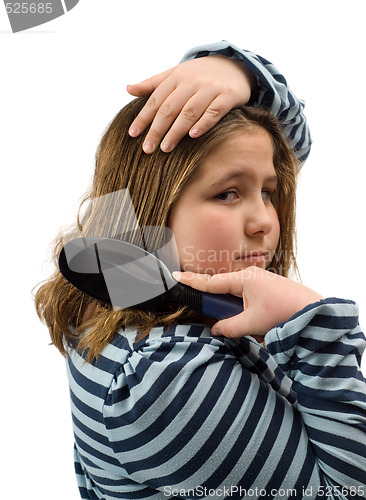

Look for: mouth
[236,250,269,264]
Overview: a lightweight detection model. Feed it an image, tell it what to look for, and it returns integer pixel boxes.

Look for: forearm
[265,297,366,492]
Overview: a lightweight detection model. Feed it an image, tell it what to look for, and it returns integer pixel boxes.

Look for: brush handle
[202,292,243,319]
[172,282,243,320]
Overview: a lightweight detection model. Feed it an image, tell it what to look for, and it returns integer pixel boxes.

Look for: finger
[142,86,198,153]
[128,73,177,141]
[173,271,246,297]
[211,306,261,339]
[159,90,219,152]
[126,67,174,97]
[188,93,234,138]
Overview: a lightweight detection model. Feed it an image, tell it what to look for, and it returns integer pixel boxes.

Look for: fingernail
[129,126,139,137]
[172,271,181,281]
[190,127,199,137]
[161,141,172,152]
[211,328,222,337]
[143,141,154,153]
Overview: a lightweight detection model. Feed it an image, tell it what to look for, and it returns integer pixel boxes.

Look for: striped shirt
[67,298,366,499]
[181,40,312,163]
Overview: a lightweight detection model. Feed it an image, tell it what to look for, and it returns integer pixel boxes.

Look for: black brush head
[58,237,180,310]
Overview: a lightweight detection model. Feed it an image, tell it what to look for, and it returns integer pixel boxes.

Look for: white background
[1,1,365,498]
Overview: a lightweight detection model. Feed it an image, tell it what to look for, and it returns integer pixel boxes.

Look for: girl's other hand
[127,55,254,154]
[173,267,323,339]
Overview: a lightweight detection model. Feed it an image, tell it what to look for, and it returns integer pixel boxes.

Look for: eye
[215,190,238,203]
[261,189,275,202]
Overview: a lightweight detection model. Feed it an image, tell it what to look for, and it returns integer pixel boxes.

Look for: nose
[244,196,274,237]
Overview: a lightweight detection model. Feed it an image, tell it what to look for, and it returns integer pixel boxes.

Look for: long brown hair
[35,98,299,361]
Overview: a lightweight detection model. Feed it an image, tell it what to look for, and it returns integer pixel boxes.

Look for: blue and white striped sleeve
[265,297,366,495]
[180,40,312,164]
[102,298,366,497]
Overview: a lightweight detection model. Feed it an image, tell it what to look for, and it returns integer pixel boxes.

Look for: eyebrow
[209,170,278,187]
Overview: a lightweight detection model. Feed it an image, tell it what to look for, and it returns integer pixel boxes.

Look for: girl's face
[169,128,280,274]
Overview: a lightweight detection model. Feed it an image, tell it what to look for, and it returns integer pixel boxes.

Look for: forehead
[196,128,275,180]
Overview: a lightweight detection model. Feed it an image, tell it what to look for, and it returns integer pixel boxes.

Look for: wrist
[212,55,259,103]
[234,59,259,102]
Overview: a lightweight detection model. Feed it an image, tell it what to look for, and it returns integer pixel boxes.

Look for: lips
[236,250,268,263]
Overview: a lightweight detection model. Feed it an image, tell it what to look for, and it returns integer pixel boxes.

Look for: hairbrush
[58,236,243,320]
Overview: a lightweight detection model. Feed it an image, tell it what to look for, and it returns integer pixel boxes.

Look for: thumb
[126,67,174,97]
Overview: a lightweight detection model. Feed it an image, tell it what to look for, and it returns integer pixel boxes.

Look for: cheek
[171,209,232,272]
[270,209,281,249]
[274,212,281,239]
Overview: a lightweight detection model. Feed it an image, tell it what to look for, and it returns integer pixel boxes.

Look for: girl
[35,96,366,499]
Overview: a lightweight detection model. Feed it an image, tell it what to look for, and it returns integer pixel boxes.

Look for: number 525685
[5,3,53,14]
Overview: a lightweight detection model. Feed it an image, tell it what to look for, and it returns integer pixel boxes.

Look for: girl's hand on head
[127,55,255,154]
[173,267,323,339]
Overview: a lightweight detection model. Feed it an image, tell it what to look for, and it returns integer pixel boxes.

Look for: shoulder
[103,323,239,387]
[68,323,296,406]
[67,324,233,393]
